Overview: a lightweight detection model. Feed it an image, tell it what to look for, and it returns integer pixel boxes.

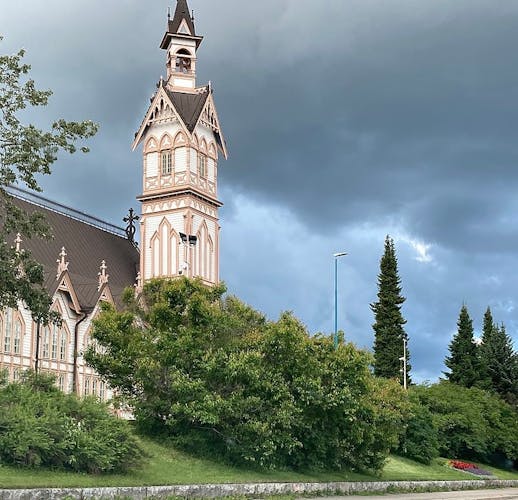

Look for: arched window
[60,331,67,361]
[57,374,65,392]
[160,135,173,176]
[0,315,3,353]
[99,381,106,401]
[42,326,50,359]
[175,49,192,74]
[84,377,91,396]
[13,319,22,355]
[198,153,207,178]
[51,324,58,360]
[4,309,12,353]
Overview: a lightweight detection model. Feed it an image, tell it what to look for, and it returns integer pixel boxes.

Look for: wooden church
[0,0,227,398]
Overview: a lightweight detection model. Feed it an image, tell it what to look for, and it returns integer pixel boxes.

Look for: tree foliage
[479,313,517,406]
[86,278,409,472]
[397,391,439,464]
[413,382,518,466]
[0,37,98,322]
[371,236,411,385]
[0,370,141,473]
[444,305,480,387]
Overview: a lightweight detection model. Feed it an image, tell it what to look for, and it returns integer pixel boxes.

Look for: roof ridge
[7,186,127,239]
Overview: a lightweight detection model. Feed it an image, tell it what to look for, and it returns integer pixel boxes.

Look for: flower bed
[448,460,493,476]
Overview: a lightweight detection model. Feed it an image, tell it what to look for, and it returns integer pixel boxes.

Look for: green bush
[397,392,439,464]
[86,278,409,472]
[0,371,141,473]
[412,382,518,465]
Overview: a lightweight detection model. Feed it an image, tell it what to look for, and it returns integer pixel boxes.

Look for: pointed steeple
[171,0,196,36]
[160,0,203,50]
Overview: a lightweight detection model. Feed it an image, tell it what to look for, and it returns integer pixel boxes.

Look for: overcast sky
[2,0,518,381]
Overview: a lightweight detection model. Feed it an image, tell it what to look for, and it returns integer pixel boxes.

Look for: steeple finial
[98,260,109,291]
[56,247,69,279]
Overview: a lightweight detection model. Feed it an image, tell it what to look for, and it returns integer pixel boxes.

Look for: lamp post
[399,337,408,390]
[333,252,347,348]
[179,232,197,277]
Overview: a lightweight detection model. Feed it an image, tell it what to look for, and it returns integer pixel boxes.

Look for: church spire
[171,0,196,36]
[160,0,203,51]
[160,0,203,91]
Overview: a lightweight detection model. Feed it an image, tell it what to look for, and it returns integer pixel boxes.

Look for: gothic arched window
[60,331,67,361]
[4,309,12,353]
[13,319,22,355]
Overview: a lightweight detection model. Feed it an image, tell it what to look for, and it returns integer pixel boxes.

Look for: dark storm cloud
[2,0,517,380]
[203,0,518,255]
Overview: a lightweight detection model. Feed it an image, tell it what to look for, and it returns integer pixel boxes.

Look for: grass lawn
[0,435,516,489]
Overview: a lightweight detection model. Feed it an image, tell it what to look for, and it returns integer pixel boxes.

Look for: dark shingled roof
[165,87,209,132]
[11,197,139,311]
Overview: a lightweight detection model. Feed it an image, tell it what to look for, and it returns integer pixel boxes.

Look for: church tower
[133,0,227,285]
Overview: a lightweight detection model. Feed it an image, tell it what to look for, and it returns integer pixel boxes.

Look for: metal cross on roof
[124,208,140,244]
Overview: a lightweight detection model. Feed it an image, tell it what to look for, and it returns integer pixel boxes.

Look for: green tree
[413,382,518,465]
[477,307,495,390]
[444,305,480,387]
[86,278,409,472]
[371,236,411,385]
[398,390,439,464]
[481,322,517,405]
[0,37,98,322]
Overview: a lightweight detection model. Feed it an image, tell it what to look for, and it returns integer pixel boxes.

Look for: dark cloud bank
[2,0,518,380]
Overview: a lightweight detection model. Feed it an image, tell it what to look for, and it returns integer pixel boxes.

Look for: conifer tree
[371,236,411,385]
[482,322,517,404]
[444,305,479,387]
[477,306,495,390]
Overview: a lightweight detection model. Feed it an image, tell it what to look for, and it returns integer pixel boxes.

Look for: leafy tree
[398,390,439,464]
[444,305,480,387]
[0,371,141,473]
[413,382,518,466]
[0,37,98,322]
[371,236,411,385]
[86,278,409,472]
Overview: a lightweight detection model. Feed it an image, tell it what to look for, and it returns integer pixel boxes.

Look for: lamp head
[333,252,348,258]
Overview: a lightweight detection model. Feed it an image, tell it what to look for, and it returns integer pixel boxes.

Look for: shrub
[0,371,141,473]
[86,278,410,472]
[412,382,518,466]
[397,392,439,464]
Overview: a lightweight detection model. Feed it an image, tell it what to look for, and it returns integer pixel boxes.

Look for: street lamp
[179,232,197,277]
[333,252,347,348]
[399,337,408,390]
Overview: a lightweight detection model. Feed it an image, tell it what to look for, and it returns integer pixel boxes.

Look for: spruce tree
[477,307,495,390]
[482,322,517,404]
[444,305,479,387]
[371,236,411,385]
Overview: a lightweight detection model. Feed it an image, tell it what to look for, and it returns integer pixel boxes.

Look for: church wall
[0,289,113,401]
